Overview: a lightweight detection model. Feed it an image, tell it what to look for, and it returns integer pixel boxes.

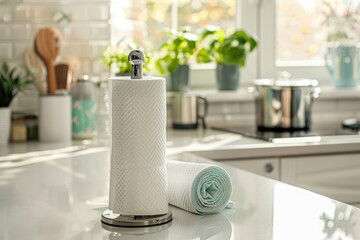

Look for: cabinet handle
[264,163,274,173]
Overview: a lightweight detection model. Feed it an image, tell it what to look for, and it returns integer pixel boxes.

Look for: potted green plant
[197,26,257,90]
[154,28,198,92]
[0,62,33,145]
[101,39,151,76]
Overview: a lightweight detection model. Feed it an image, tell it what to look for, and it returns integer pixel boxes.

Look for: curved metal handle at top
[128,50,145,79]
[197,96,208,129]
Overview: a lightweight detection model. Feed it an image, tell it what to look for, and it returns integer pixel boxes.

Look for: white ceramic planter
[39,94,71,142]
[0,107,10,145]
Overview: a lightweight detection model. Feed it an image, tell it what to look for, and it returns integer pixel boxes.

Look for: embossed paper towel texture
[109,78,168,215]
[166,160,232,214]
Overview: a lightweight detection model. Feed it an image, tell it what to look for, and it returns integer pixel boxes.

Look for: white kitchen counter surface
[166,129,360,159]
[1,144,360,240]
[2,128,360,159]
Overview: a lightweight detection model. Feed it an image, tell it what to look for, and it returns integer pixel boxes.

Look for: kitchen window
[110,0,236,47]
[259,0,360,85]
[110,0,248,88]
[110,0,360,88]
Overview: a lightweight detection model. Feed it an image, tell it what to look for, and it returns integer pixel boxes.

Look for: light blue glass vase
[325,43,360,88]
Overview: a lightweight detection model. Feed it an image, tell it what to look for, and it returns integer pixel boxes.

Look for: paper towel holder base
[101,209,172,227]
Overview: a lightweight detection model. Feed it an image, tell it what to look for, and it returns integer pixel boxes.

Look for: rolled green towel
[166,160,232,215]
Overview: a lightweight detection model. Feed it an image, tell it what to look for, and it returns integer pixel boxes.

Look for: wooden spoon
[23,48,46,94]
[34,28,61,94]
[55,63,70,90]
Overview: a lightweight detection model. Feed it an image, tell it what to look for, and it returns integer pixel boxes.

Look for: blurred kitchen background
[1,0,360,136]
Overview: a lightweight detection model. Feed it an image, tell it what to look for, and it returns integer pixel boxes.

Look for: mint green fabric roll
[166,160,232,215]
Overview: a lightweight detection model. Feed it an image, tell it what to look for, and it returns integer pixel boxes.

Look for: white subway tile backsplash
[91,23,110,39]
[207,103,223,115]
[79,58,92,75]
[205,115,224,125]
[313,111,356,126]
[31,23,59,32]
[62,41,107,58]
[13,5,32,21]
[90,4,110,21]
[222,103,241,114]
[14,5,57,22]
[16,87,39,113]
[13,42,29,58]
[33,6,55,22]
[62,42,90,57]
[0,42,12,59]
[0,24,11,39]
[201,97,360,128]
[65,23,109,40]
[240,102,255,114]
[92,60,107,75]
[313,100,337,112]
[2,0,110,114]
[11,23,32,40]
[0,5,11,22]
[63,5,89,21]
[336,100,360,111]
[89,41,108,57]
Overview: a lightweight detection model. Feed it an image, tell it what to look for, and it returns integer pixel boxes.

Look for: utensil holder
[39,94,71,142]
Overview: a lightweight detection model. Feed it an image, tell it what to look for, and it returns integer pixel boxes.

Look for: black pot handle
[197,96,208,129]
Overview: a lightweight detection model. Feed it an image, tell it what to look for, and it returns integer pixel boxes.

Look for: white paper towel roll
[166,160,232,214]
[108,77,168,216]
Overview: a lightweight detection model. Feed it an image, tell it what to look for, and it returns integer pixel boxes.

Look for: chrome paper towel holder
[101,50,172,227]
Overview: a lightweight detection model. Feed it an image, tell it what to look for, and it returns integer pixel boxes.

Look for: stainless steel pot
[252,78,320,130]
[172,93,208,129]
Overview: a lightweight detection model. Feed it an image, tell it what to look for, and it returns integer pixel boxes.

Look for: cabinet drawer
[222,158,280,180]
[281,153,360,204]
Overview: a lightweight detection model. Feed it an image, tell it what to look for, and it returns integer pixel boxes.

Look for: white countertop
[166,129,360,159]
[1,129,360,239]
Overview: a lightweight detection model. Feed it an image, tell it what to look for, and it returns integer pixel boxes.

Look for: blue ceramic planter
[325,44,360,88]
[216,64,240,91]
[168,65,190,92]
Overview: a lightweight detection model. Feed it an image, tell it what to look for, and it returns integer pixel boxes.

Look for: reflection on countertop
[1,140,360,239]
[2,128,360,159]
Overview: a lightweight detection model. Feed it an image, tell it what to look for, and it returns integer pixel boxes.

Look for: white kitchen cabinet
[222,158,280,180]
[281,153,360,205]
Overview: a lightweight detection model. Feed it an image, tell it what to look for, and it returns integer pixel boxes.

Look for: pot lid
[253,78,318,87]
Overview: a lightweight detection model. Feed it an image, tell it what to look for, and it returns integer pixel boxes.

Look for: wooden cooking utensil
[63,55,80,87]
[23,48,46,94]
[55,63,70,90]
[34,28,61,94]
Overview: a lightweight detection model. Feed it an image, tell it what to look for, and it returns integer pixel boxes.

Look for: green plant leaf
[153,27,197,75]
[0,62,33,107]
[199,25,220,40]
[2,62,9,75]
[197,27,258,66]
[196,48,212,63]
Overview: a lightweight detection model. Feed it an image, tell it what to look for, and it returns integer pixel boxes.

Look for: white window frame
[258,0,331,85]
